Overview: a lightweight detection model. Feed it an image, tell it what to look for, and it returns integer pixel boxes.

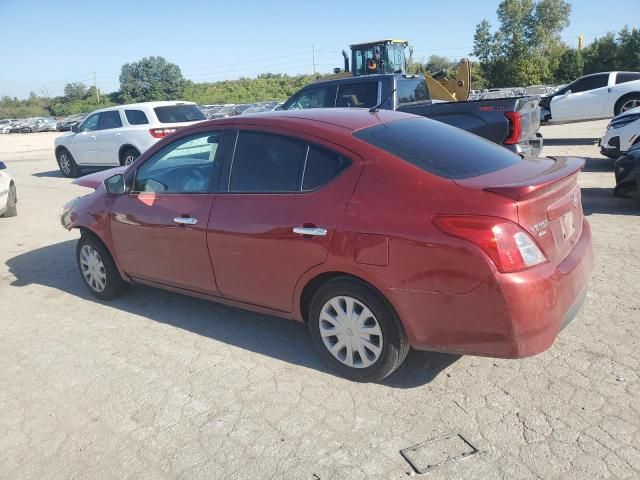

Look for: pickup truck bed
[282,74,543,156]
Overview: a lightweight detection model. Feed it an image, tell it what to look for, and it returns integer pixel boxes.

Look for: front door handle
[174,216,198,225]
[293,226,327,236]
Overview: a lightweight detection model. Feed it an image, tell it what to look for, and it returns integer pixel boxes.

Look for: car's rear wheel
[616,94,640,115]
[76,234,129,300]
[308,277,409,382]
[2,182,17,217]
[57,149,80,178]
[120,147,140,166]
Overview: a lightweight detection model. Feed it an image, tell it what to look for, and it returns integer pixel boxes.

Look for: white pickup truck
[541,72,640,124]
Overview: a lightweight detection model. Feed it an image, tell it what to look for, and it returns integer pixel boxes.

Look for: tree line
[473,0,639,88]
[2,0,638,119]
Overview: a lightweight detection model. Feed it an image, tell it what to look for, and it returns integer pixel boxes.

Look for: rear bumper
[506,132,544,157]
[389,219,594,358]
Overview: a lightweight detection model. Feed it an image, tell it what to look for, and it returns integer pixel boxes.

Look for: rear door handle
[174,216,198,225]
[293,227,327,236]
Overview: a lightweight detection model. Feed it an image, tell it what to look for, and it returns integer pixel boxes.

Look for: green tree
[618,26,640,71]
[582,33,619,74]
[473,0,571,87]
[63,82,88,100]
[555,48,584,83]
[119,56,185,102]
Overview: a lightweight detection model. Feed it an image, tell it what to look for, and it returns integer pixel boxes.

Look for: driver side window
[133,131,224,194]
[80,113,100,132]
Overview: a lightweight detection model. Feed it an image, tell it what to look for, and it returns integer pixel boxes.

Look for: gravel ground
[0,122,638,480]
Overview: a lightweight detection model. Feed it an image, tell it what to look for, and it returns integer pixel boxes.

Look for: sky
[1,0,637,99]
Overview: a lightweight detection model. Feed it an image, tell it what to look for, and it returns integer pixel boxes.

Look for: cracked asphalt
[0,122,639,479]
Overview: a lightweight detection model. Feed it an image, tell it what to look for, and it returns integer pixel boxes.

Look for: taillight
[504,111,522,145]
[149,127,179,138]
[433,215,546,273]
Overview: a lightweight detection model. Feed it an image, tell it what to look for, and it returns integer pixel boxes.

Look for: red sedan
[61,109,593,381]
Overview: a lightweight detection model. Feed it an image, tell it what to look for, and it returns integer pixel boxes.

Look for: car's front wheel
[57,148,80,178]
[2,182,17,217]
[76,234,129,300]
[308,277,410,382]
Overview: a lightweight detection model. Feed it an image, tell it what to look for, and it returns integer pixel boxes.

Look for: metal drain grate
[400,433,479,474]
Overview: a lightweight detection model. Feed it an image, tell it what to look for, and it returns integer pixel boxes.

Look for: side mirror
[104,174,126,195]
[0,161,6,170]
[71,123,79,133]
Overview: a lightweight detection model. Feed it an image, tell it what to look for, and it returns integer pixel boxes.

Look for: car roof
[202,108,416,132]
[91,101,197,114]
[310,73,420,87]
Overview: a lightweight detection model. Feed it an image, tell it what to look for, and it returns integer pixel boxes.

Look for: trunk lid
[455,156,585,265]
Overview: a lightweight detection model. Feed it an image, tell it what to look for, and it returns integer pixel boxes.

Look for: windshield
[353,117,521,180]
[154,105,206,123]
[353,43,405,75]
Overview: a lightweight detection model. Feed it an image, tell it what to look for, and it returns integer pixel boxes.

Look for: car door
[95,110,124,165]
[71,112,101,165]
[550,74,610,121]
[207,128,360,312]
[109,129,229,295]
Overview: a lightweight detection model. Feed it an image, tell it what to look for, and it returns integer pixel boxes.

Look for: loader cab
[351,40,409,76]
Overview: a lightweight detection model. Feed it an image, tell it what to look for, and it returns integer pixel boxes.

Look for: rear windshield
[353,117,521,179]
[397,78,430,105]
[153,105,206,123]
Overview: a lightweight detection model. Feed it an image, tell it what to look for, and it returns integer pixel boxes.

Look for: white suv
[54,101,206,177]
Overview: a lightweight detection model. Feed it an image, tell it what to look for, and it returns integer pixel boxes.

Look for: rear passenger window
[125,110,149,125]
[99,111,122,130]
[616,73,640,85]
[337,82,378,108]
[229,132,306,192]
[303,145,350,190]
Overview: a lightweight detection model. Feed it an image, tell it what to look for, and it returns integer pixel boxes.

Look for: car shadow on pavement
[5,240,459,388]
[581,187,640,216]
[582,157,615,172]
[32,170,64,178]
[33,167,106,179]
[544,138,598,146]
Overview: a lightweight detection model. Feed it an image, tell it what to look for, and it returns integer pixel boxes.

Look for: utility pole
[92,69,101,104]
[578,33,583,50]
[312,44,316,74]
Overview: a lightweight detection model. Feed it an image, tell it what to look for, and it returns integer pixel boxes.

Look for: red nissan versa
[60,109,593,382]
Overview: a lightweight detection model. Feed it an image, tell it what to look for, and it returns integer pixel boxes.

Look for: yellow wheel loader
[317,39,471,102]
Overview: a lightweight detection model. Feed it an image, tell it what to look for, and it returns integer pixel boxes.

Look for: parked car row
[56,113,88,131]
[199,101,283,119]
[0,117,58,133]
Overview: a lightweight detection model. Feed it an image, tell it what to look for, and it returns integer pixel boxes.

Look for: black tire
[308,277,410,382]
[76,233,129,300]
[615,94,640,116]
[120,147,140,166]
[2,182,17,217]
[57,148,80,178]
